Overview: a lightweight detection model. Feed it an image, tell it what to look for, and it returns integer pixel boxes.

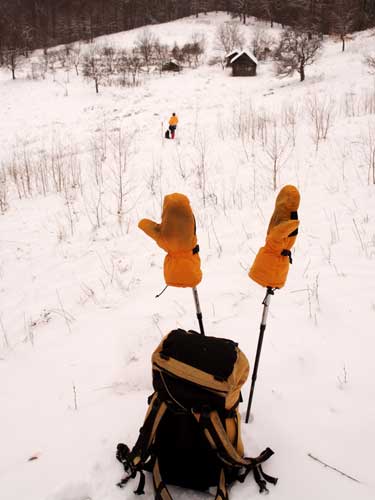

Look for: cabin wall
[232,63,257,76]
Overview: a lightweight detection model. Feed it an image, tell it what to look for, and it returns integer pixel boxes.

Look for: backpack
[116,329,277,499]
[165,129,170,139]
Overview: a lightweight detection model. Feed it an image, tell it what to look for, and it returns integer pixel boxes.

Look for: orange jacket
[249,185,300,289]
[138,193,202,288]
[169,115,178,126]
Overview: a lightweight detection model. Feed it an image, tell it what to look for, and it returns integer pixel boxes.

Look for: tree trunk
[300,63,305,82]
[95,78,99,93]
[11,54,16,80]
[342,35,345,52]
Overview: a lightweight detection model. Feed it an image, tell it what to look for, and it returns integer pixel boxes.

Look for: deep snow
[1,12,375,500]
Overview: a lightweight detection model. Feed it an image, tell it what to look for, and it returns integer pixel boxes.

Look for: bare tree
[232,0,252,24]
[82,45,107,93]
[101,45,117,75]
[127,49,143,86]
[259,0,278,27]
[274,28,322,82]
[182,33,205,68]
[70,44,82,76]
[135,28,156,71]
[332,0,359,52]
[153,39,169,74]
[191,32,206,66]
[3,48,23,79]
[215,21,245,54]
[116,48,129,84]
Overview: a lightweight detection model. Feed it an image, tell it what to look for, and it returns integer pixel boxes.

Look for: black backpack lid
[160,329,238,381]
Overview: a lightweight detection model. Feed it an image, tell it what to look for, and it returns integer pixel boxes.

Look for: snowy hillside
[1,12,375,500]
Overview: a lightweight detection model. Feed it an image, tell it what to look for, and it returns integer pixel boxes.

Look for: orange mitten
[139,193,202,288]
[249,185,300,289]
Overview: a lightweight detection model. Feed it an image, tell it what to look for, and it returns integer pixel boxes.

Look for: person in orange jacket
[168,113,178,139]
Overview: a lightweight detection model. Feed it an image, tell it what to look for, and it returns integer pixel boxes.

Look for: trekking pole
[245,287,274,424]
[192,287,205,336]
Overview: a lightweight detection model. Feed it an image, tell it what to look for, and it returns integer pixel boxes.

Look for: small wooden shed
[225,50,239,67]
[162,59,181,72]
[230,51,258,77]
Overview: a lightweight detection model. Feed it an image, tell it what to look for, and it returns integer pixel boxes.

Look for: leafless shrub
[6,137,81,204]
[28,61,45,80]
[361,83,375,115]
[282,102,299,146]
[256,109,271,148]
[232,99,256,141]
[207,55,225,68]
[101,45,117,75]
[360,122,375,185]
[337,365,349,390]
[366,54,375,74]
[47,49,60,81]
[264,119,290,191]
[0,168,8,213]
[126,49,143,86]
[0,313,10,350]
[341,91,360,117]
[194,131,209,206]
[306,94,335,149]
[108,127,135,224]
[115,48,129,85]
[147,157,162,198]
[56,48,67,68]
[174,146,187,179]
[83,181,104,230]
[251,29,275,61]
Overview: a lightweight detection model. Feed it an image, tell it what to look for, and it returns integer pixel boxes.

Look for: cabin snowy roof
[225,49,239,58]
[230,51,258,65]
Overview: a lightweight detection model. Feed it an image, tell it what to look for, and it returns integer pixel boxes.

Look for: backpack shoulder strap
[196,410,278,494]
[116,393,167,493]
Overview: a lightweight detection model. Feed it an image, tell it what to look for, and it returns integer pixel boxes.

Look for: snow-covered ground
[1,12,375,500]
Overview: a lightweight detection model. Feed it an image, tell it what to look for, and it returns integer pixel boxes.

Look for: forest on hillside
[1,1,375,54]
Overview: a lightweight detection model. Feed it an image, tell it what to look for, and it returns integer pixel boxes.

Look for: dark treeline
[1,0,375,53]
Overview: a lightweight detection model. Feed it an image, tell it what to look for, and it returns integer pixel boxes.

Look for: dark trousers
[169,125,176,139]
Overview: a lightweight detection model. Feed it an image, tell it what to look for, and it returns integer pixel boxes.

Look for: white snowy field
[1,11,375,500]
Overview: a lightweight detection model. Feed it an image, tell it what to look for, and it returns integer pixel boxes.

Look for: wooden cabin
[162,59,181,72]
[225,50,239,67]
[230,51,258,77]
